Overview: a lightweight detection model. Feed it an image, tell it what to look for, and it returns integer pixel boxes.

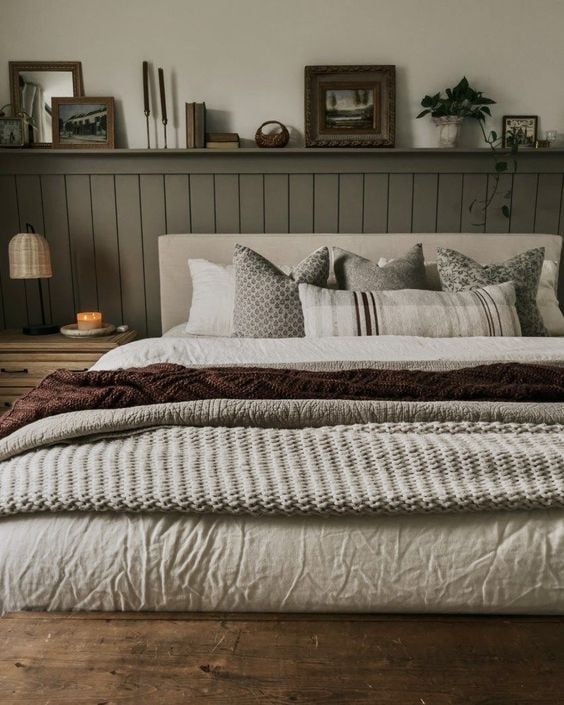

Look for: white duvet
[2,334,564,614]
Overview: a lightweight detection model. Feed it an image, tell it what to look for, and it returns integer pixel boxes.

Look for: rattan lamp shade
[9,231,53,279]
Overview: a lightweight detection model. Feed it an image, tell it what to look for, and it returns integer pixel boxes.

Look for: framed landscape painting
[305,65,395,147]
[52,96,115,148]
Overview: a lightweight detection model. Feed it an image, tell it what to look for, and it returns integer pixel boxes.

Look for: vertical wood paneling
[189,175,215,233]
[460,174,488,233]
[140,175,166,336]
[338,174,364,233]
[264,174,289,233]
[115,175,147,337]
[0,176,25,328]
[387,174,413,232]
[534,173,563,233]
[314,174,338,233]
[436,173,463,232]
[190,174,215,233]
[41,175,76,325]
[15,175,47,324]
[363,174,388,233]
[484,173,512,234]
[66,175,98,311]
[510,173,538,232]
[239,174,264,233]
[0,158,562,337]
[411,174,438,233]
[214,175,240,233]
[90,175,122,326]
[164,175,190,233]
[289,175,314,232]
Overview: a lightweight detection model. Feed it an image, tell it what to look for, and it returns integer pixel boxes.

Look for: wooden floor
[0,613,563,704]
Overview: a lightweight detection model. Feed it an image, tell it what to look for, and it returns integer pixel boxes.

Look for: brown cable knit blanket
[0,362,562,440]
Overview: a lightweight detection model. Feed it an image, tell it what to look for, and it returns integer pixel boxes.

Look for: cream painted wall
[1,0,563,148]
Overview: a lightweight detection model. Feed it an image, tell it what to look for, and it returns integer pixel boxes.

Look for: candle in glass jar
[77,312,102,331]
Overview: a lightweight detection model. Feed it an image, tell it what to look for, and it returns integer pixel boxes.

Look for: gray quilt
[0,392,562,518]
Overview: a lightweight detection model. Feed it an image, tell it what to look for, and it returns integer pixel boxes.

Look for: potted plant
[417,77,496,147]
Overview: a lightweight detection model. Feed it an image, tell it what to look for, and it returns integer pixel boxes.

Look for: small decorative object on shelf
[545,130,558,147]
[61,322,116,338]
[185,102,206,148]
[158,67,168,148]
[0,104,30,147]
[76,312,103,331]
[255,121,290,148]
[52,97,115,149]
[305,65,395,147]
[502,116,538,148]
[142,61,151,149]
[206,132,240,149]
[417,77,496,148]
[8,224,59,335]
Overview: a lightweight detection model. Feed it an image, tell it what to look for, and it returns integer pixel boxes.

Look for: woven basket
[9,231,52,279]
[255,121,290,148]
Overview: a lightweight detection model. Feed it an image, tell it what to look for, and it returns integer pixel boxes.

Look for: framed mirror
[9,61,83,147]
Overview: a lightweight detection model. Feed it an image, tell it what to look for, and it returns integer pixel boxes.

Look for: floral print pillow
[437,246,546,336]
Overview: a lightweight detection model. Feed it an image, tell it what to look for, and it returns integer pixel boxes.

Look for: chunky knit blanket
[0,380,563,517]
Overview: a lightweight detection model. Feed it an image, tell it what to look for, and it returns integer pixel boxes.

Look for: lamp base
[22,324,60,336]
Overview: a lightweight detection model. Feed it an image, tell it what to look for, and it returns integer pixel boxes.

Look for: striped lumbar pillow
[298,282,521,337]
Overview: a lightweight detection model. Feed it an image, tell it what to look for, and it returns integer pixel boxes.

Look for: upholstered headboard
[158,233,563,333]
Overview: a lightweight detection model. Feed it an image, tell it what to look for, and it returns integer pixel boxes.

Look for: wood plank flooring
[1,613,563,704]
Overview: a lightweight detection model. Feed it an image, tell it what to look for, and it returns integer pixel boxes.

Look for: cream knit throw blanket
[0,397,563,517]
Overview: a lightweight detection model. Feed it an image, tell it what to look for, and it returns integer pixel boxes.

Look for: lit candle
[77,312,102,331]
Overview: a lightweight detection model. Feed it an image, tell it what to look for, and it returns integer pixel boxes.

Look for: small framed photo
[52,97,115,148]
[305,65,395,147]
[502,115,538,148]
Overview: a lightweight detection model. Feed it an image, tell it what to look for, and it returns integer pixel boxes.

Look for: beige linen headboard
[158,233,563,333]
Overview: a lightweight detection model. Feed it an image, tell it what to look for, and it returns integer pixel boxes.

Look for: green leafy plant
[417,77,518,222]
[416,77,496,120]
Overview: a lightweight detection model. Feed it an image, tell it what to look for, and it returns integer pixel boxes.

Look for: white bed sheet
[2,333,563,614]
[94,332,564,370]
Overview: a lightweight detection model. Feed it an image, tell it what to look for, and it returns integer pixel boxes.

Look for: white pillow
[379,256,564,336]
[537,260,564,336]
[185,259,234,337]
[185,258,292,337]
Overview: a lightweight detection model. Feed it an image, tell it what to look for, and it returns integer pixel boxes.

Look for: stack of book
[206,132,240,149]
[185,102,206,148]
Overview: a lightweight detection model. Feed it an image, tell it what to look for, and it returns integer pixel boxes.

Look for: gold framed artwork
[52,97,115,149]
[305,65,395,147]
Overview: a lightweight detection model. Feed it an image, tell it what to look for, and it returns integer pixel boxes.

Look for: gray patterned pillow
[436,247,546,336]
[333,243,427,290]
[233,244,330,338]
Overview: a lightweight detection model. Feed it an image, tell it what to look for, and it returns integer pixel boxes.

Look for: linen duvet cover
[0,335,563,614]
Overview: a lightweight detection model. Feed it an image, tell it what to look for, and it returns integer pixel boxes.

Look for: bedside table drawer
[0,389,31,413]
[0,354,101,384]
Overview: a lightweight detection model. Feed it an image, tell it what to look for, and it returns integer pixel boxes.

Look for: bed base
[1,612,563,704]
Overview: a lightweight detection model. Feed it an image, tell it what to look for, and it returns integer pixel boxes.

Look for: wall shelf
[2,147,564,156]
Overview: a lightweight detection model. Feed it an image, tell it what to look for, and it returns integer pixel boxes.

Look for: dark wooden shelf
[2,147,564,156]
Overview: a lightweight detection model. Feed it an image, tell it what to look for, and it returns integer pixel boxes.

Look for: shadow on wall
[114,98,128,148]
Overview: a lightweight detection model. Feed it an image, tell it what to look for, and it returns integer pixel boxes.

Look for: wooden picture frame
[9,61,83,148]
[52,97,115,149]
[305,65,395,147]
[502,115,538,148]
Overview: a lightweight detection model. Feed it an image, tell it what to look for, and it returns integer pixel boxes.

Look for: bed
[0,232,563,616]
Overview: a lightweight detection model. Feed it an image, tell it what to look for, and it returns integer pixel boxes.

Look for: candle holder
[142,61,151,150]
[77,312,103,331]
[158,67,168,149]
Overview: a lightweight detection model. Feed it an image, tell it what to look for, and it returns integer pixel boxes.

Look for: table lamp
[9,223,59,335]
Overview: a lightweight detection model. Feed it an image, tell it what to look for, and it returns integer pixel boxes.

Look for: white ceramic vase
[433,116,464,148]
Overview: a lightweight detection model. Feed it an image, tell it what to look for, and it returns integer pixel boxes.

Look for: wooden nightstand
[0,329,137,414]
